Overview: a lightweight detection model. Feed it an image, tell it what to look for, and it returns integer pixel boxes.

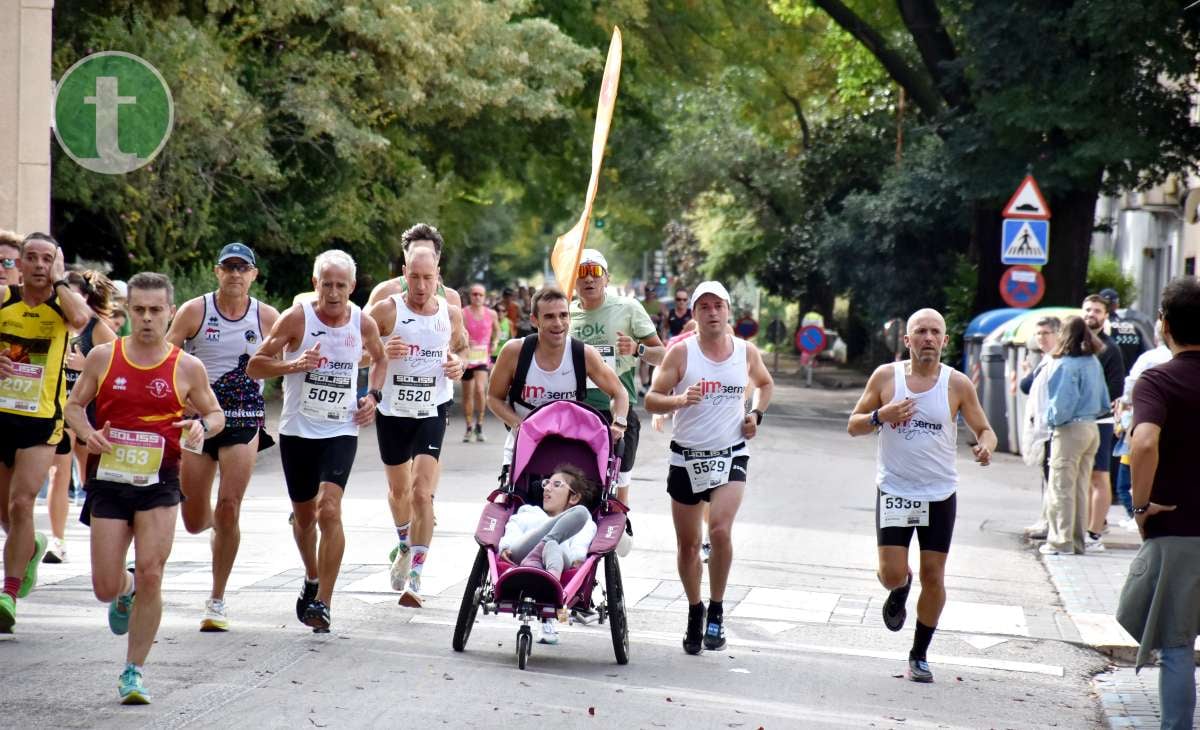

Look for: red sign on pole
[795,325,827,354]
[999,265,1045,309]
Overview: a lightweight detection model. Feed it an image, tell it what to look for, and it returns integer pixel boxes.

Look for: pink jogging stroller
[451,400,631,670]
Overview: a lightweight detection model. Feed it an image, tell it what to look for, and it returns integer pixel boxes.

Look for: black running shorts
[667,456,749,506]
[0,412,64,467]
[875,490,957,554]
[375,402,449,465]
[197,426,275,460]
[278,434,358,503]
[599,408,641,473]
[81,479,183,526]
[461,365,489,381]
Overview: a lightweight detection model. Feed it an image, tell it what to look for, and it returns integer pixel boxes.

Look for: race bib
[300,372,354,422]
[683,447,733,494]
[0,362,44,413]
[388,374,436,418]
[97,428,164,486]
[180,424,204,455]
[586,344,618,389]
[878,494,929,528]
[466,345,488,366]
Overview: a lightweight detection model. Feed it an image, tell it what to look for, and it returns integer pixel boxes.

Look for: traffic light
[658,275,667,285]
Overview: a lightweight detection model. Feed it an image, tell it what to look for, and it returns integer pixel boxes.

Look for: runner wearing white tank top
[647,281,774,657]
[364,250,467,607]
[848,308,997,684]
[246,250,387,632]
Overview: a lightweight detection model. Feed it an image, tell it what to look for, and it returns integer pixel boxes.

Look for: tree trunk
[970,186,1099,314]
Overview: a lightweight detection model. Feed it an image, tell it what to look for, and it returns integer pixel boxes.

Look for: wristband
[198,417,210,433]
[53,278,70,290]
[870,409,882,427]
[751,409,764,425]
[1133,503,1150,515]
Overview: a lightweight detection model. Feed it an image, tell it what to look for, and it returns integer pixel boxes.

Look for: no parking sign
[999,265,1045,309]
[796,324,826,354]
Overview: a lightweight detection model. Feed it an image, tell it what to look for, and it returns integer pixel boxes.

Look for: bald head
[405,246,438,271]
[904,308,948,366]
[906,308,946,334]
[403,246,440,306]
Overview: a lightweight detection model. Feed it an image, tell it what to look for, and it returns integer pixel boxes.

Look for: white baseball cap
[689,281,731,310]
[579,248,608,271]
[112,279,128,299]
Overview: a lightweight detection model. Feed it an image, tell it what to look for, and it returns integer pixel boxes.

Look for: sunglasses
[577,263,606,279]
[0,258,14,269]
[675,297,687,302]
[219,262,254,273]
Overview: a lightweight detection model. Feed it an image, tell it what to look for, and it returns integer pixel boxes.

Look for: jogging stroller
[451,399,630,669]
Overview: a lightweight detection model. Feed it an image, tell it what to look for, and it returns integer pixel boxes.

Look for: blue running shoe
[109,568,135,636]
[907,656,934,683]
[118,664,150,704]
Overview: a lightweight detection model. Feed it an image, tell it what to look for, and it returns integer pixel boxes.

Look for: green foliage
[1086,255,1137,307]
[941,253,977,367]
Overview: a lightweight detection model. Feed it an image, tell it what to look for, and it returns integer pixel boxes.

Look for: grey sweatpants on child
[508,505,591,577]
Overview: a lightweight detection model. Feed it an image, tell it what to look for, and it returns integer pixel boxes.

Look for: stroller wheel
[605,553,630,665]
[453,546,489,652]
[517,625,532,670]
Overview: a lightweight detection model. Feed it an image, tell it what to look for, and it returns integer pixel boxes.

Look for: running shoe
[616,532,632,557]
[701,541,711,564]
[389,544,411,592]
[462,427,472,443]
[398,572,423,608]
[109,591,135,636]
[296,579,318,623]
[569,606,598,625]
[1084,535,1106,553]
[42,537,66,564]
[538,619,559,645]
[474,423,486,443]
[906,655,934,683]
[18,532,48,597]
[200,598,229,632]
[683,602,705,655]
[0,593,15,634]
[118,664,150,704]
[703,605,726,651]
[882,570,912,632]
[303,599,331,632]
[1038,543,1064,555]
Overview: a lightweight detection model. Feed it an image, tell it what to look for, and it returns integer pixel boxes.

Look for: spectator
[1098,288,1149,375]
[500,288,520,334]
[1040,316,1109,556]
[1116,276,1200,730]
[1112,322,1171,529]
[110,279,131,336]
[1019,316,1061,540]
[1082,294,1125,551]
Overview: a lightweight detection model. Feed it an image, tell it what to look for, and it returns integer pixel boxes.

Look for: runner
[65,272,225,704]
[569,249,665,507]
[246,250,386,632]
[488,285,629,466]
[847,308,996,683]
[645,281,774,655]
[367,223,461,308]
[365,247,466,608]
[460,282,499,443]
[666,287,692,338]
[166,243,280,631]
[0,233,92,633]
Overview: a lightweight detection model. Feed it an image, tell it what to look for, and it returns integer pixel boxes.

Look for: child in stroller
[498,465,597,644]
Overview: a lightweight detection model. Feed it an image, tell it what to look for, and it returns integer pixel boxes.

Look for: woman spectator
[1040,316,1110,556]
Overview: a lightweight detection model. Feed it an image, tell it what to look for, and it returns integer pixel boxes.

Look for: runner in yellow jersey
[0,233,92,632]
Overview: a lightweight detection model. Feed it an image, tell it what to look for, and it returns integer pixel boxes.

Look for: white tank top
[876,361,958,500]
[502,337,581,464]
[379,294,453,418]
[184,293,264,387]
[280,302,363,439]
[671,335,748,452]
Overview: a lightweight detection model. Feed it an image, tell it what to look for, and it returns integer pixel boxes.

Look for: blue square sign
[1001,219,1049,265]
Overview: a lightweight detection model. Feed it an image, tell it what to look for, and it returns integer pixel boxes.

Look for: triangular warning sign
[1004,221,1046,260]
[1003,175,1050,219]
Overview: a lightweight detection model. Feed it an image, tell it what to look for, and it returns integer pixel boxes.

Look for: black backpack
[507,334,588,413]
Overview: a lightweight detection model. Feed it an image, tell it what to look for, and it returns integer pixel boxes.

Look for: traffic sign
[1001,218,1050,265]
[796,325,826,354]
[1003,175,1051,220]
[735,316,759,339]
[999,265,1045,309]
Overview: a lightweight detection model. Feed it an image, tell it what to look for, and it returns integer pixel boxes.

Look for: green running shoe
[18,532,48,598]
[109,570,135,636]
[0,593,15,634]
[118,664,150,704]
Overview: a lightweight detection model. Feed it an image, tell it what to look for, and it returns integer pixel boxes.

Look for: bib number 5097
[307,389,345,404]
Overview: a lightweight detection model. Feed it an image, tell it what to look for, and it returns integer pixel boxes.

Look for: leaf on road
[588,707,596,716]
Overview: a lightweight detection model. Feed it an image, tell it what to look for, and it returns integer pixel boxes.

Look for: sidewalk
[1037,507,1200,728]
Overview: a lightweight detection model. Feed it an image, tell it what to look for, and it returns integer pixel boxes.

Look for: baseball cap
[112,279,128,299]
[1098,288,1119,307]
[217,242,256,266]
[689,281,731,310]
[580,248,608,271]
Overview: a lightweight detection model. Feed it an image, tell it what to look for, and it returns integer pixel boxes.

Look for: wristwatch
[637,343,647,358]
[751,409,764,425]
[613,415,628,427]
[870,409,882,427]
[53,278,70,290]
[1133,503,1150,515]
[198,417,210,433]
[368,389,383,405]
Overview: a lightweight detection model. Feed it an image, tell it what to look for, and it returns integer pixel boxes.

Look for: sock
[395,522,411,547]
[707,600,723,623]
[305,577,318,587]
[1087,531,1102,541]
[123,569,136,598]
[409,546,429,578]
[3,576,19,599]
[911,621,935,660]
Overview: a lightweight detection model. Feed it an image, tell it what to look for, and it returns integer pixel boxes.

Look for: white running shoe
[200,598,229,632]
[1084,535,1106,553]
[539,619,559,645]
[42,537,66,564]
[616,532,632,557]
[389,545,411,592]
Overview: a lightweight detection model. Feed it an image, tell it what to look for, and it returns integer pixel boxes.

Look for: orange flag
[550,27,622,299]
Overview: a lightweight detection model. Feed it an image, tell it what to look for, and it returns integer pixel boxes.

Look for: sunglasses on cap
[578,263,605,279]
[219,261,254,273]
[0,258,14,269]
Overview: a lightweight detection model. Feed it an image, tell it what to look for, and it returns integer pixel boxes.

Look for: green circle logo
[53,52,174,175]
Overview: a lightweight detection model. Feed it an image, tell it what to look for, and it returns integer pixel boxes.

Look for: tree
[797,0,1200,312]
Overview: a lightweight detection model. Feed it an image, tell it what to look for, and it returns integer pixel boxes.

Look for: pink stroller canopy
[511,401,610,486]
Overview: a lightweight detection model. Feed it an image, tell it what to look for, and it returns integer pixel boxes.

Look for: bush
[1086,255,1136,307]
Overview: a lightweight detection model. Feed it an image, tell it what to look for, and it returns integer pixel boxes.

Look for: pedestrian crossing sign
[1001,218,1049,265]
